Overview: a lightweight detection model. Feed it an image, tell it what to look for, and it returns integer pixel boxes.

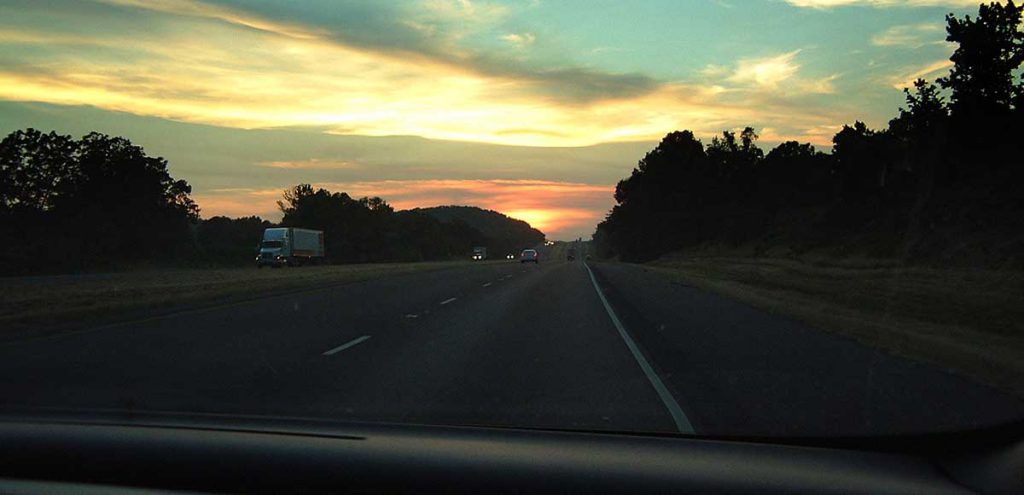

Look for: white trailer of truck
[256,227,325,268]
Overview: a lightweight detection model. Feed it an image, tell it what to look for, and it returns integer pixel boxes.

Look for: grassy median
[643,256,1024,397]
[0,261,482,340]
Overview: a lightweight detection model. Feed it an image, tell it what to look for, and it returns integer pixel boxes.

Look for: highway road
[1,252,1022,438]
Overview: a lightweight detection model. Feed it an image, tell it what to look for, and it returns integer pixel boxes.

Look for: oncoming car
[520,249,539,263]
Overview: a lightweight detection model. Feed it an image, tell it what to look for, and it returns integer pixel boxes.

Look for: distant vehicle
[472,246,487,261]
[567,247,577,261]
[506,254,515,260]
[256,227,325,268]
[520,249,539,263]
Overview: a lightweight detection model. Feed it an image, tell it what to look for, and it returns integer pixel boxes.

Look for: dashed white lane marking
[405,314,419,319]
[583,262,695,435]
[482,282,493,287]
[322,335,371,356]
[440,297,457,305]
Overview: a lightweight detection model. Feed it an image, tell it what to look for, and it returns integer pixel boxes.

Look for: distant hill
[411,206,545,256]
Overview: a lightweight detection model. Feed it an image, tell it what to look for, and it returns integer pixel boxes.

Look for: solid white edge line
[482,282,493,287]
[583,262,695,434]
[322,335,372,356]
[440,297,457,305]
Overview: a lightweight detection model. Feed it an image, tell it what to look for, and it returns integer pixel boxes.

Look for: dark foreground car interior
[0,411,1021,494]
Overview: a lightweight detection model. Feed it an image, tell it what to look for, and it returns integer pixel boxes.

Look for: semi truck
[256,227,325,268]
[472,246,487,261]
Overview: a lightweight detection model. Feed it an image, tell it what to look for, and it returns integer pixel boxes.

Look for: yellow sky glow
[0,1,838,147]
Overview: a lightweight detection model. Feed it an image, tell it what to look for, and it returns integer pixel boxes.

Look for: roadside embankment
[641,255,1024,397]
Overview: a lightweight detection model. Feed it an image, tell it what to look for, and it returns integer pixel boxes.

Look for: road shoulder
[631,257,1024,399]
[587,261,1024,436]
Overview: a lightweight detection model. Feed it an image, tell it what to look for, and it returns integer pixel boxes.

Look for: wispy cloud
[95,0,326,40]
[419,0,509,24]
[711,50,837,95]
[87,0,654,104]
[0,2,839,147]
[701,64,732,79]
[590,46,629,55]
[0,0,854,150]
[500,32,536,47]
[871,23,946,47]
[259,159,362,170]
[729,50,803,88]
[785,0,980,8]
[888,59,953,89]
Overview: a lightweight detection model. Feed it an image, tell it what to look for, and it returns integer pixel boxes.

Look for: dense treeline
[0,130,200,273]
[196,216,274,265]
[595,1,1024,265]
[276,184,542,263]
[413,206,545,257]
[1,148,545,274]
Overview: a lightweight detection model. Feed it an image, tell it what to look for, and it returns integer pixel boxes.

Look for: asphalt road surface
[1,254,1022,438]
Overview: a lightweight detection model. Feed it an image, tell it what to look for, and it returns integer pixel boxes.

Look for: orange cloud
[193,179,614,239]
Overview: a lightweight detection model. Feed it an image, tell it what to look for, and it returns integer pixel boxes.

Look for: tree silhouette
[413,206,544,256]
[594,1,1023,263]
[939,0,1024,115]
[760,141,832,208]
[276,184,543,263]
[602,131,715,260]
[197,216,273,265]
[887,79,950,189]
[940,1,1024,185]
[0,129,78,212]
[0,129,199,273]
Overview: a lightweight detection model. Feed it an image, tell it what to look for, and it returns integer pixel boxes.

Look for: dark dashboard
[0,411,1020,494]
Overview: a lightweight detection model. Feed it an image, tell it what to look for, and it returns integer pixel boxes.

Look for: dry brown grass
[0,261,479,338]
[645,256,1024,397]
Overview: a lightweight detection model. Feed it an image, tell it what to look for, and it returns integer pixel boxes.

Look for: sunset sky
[0,0,975,238]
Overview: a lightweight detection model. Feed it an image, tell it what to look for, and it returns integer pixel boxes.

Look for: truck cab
[257,227,325,268]
[257,228,291,267]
